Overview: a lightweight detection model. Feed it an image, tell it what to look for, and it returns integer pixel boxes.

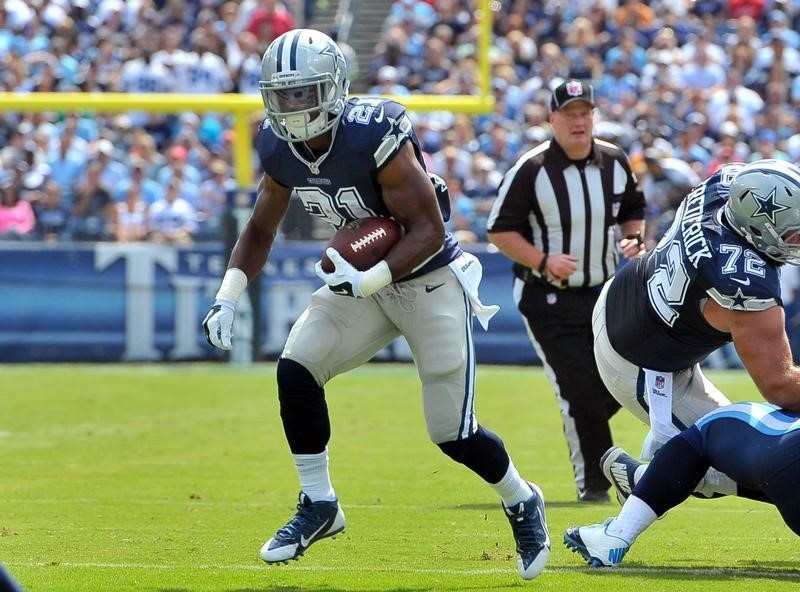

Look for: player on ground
[202,29,550,579]
[564,401,800,567]
[592,159,800,502]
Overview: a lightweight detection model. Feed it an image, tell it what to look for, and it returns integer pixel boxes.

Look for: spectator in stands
[156,144,202,190]
[94,138,129,194]
[246,0,295,44]
[368,65,410,97]
[417,36,452,93]
[229,30,263,95]
[680,42,726,92]
[754,31,800,85]
[115,157,162,205]
[196,158,233,241]
[477,122,520,177]
[606,28,648,74]
[128,130,165,180]
[443,174,478,245]
[386,0,437,31]
[562,16,603,81]
[671,123,711,174]
[705,121,750,176]
[73,161,113,241]
[432,0,470,40]
[614,0,657,34]
[519,44,567,106]
[429,137,472,182]
[147,178,197,245]
[32,179,72,242]
[365,32,419,91]
[45,122,86,207]
[595,54,640,111]
[765,9,800,50]
[749,129,790,162]
[706,69,764,137]
[0,177,35,239]
[111,183,148,243]
[727,0,766,20]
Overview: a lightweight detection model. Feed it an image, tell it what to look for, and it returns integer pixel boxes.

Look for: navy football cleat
[564,518,630,567]
[502,483,551,579]
[260,492,345,563]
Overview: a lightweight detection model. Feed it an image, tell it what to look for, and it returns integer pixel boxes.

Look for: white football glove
[202,298,236,350]
[314,247,366,298]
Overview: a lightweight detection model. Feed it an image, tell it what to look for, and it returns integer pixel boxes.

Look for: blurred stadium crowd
[0,0,799,248]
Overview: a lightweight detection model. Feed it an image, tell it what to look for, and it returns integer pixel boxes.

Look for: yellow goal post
[0,0,493,190]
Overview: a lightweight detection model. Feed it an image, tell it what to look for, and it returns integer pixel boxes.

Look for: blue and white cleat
[601,446,642,505]
[260,491,345,563]
[503,483,551,579]
[563,518,630,567]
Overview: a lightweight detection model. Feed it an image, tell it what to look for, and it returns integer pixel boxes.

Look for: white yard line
[2,561,799,580]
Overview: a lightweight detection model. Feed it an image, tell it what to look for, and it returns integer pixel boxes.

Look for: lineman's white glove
[203,298,236,350]
[314,247,393,298]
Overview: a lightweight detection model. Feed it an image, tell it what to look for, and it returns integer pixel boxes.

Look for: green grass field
[2,363,799,591]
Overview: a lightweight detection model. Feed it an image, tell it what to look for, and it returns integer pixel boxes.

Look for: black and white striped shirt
[487,138,645,288]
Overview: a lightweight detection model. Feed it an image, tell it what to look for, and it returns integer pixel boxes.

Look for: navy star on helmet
[724,159,800,264]
[259,29,349,142]
[750,187,791,225]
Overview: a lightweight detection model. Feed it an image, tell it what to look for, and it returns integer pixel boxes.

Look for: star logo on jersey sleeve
[728,287,753,310]
[374,114,413,168]
[384,115,410,144]
[707,285,778,312]
[750,187,791,225]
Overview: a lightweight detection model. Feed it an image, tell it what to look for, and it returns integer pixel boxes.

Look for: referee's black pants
[515,279,621,495]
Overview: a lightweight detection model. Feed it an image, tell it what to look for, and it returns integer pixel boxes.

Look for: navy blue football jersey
[607,163,782,371]
[255,97,461,278]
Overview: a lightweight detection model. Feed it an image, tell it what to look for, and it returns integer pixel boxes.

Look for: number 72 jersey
[605,163,783,372]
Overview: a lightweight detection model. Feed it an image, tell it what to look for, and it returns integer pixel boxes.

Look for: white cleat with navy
[260,491,345,563]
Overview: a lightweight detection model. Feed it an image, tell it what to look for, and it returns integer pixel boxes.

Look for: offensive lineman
[201,29,550,579]
[588,159,800,503]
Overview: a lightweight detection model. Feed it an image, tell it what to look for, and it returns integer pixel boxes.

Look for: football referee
[487,80,646,502]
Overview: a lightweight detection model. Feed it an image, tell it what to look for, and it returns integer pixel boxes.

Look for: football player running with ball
[202,29,549,579]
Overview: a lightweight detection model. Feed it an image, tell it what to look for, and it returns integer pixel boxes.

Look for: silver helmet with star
[724,159,800,264]
[259,29,349,142]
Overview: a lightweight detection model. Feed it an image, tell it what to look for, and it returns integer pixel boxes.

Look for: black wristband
[537,253,548,274]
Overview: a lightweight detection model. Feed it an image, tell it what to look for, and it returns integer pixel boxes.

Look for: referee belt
[516,267,602,292]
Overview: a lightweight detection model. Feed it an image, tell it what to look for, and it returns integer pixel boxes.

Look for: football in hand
[321,217,402,273]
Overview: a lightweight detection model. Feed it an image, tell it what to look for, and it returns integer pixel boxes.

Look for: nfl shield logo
[655,375,665,390]
[566,80,584,97]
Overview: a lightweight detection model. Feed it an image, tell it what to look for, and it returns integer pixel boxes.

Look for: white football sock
[606,495,657,543]
[293,448,336,502]
[492,461,534,507]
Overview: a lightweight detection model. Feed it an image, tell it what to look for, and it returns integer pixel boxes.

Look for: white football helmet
[259,29,349,142]
[724,159,800,264]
